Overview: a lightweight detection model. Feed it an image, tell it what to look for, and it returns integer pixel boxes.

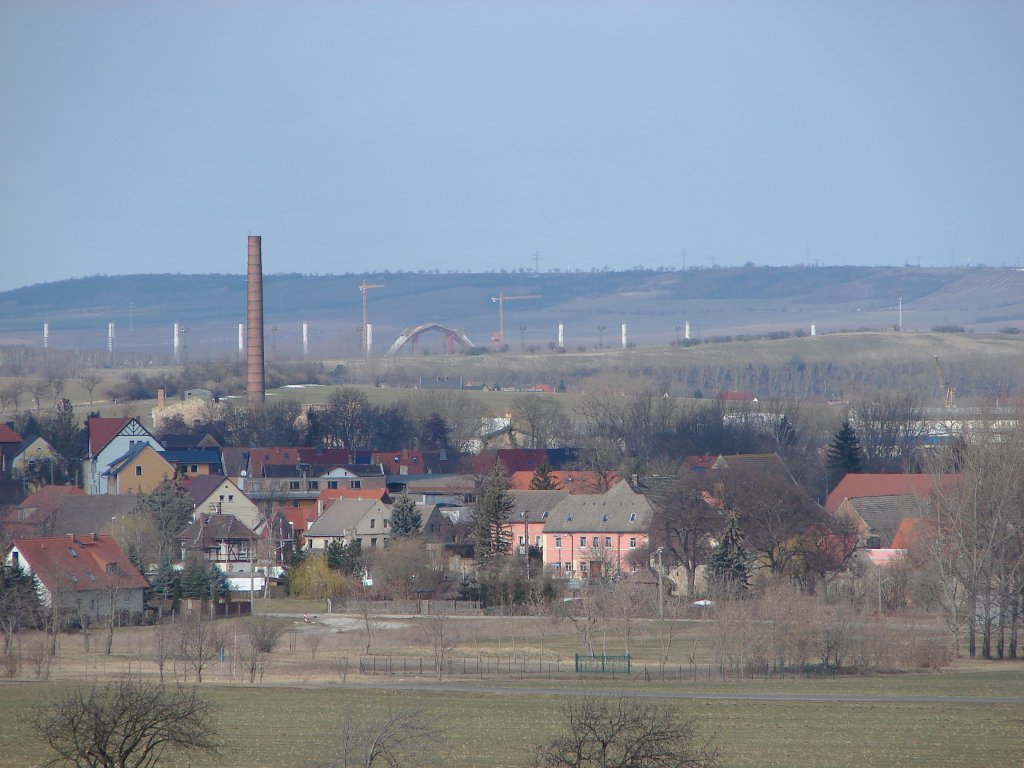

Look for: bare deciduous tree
[176,613,219,683]
[420,614,457,680]
[329,701,440,768]
[28,676,219,768]
[534,696,719,768]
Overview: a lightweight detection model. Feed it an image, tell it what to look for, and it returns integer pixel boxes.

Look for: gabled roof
[0,423,23,444]
[712,453,790,476]
[246,447,303,477]
[682,455,717,472]
[509,470,619,494]
[306,498,382,538]
[509,490,570,524]
[496,449,549,474]
[157,432,222,450]
[19,485,85,514]
[543,482,653,534]
[13,434,53,458]
[181,475,245,507]
[388,474,476,494]
[825,473,959,514]
[9,533,148,592]
[892,517,932,550]
[180,513,257,549]
[87,417,131,456]
[101,442,172,479]
[297,447,351,465]
[54,495,135,537]
[220,447,250,477]
[839,494,929,546]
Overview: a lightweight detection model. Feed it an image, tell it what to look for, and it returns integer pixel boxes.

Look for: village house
[100,442,174,495]
[541,482,653,578]
[183,474,260,530]
[304,498,391,551]
[8,434,58,480]
[5,533,148,622]
[83,417,164,494]
[179,512,258,575]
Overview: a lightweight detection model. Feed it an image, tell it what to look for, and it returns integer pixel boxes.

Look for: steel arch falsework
[385,323,476,356]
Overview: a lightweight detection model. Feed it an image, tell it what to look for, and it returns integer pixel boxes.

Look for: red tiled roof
[248,447,301,477]
[87,417,131,456]
[297,447,351,466]
[508,470,619,494]
[682,455,717,471]
[0,424,22,443]
[891,517,932,550]
[497,449,549,473]
[10,533,148,592]
[825,473,960,514]
[19,485,85,513]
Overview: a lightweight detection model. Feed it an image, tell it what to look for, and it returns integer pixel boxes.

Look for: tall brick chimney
[246,235,265,404]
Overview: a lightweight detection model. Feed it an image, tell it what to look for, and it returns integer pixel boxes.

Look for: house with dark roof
[8,435,57,482]
[101,442,174,495]
[506,489,570,556]
[183,475,259,530]
[305,498,391,551]
[53,495,135,538]
[160,447,223,479]
[5,533,148,622]
[835,494,929,549]
[541,482,654,578]
[84,417,163,494]
[179,513,258,574]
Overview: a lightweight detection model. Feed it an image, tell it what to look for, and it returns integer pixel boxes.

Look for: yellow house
[10,435,58,475]
[184,475,261,530]
[102,442,174,494]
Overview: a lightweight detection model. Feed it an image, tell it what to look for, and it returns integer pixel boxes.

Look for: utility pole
[359,280,385,357]
[656,547,665,620]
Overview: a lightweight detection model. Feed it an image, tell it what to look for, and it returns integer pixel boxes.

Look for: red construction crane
[490,290,541,349]
[359,280,385,356]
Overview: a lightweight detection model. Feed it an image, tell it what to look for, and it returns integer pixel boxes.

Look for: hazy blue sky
[2,1,1022,291]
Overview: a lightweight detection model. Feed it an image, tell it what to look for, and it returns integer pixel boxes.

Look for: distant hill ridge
[2,266,1023,353]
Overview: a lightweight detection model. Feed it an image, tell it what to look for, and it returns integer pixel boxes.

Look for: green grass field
[2,672,1022,768]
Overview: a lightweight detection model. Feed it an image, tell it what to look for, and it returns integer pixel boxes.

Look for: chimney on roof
[246,235,266,404]
[91,532,98,541]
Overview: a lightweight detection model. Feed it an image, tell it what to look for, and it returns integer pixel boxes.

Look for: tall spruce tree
[389,494,422,538]
[474,462,514,563]
[708,513,749,592]
[826,420,865,481]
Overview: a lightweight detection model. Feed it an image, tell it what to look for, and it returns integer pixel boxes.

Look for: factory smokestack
[247,235,265,404]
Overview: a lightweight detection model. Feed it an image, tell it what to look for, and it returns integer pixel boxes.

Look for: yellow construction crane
[490,290,541,349]
[359,280,384,356]
[933,355,955,408]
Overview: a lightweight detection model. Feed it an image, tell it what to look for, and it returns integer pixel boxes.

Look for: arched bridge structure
[385,323,476,356]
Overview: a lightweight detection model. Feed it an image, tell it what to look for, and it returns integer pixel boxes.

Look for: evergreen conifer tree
[826,420,865,478]
[474,462,514,563]
[529,461,558,490]
[389,494,422,537]
[708,513,749,592]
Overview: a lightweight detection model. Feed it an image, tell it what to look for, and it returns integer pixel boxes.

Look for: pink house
[540,482,653,578]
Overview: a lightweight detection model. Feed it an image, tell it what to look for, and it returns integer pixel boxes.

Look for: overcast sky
[1,1,1022,292]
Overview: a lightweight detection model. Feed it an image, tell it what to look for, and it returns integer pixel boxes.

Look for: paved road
[338,681,1024,706]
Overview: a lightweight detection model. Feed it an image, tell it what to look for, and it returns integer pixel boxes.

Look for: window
[629,537,637,549]
[518,535,525,546]
[535,535,542,547]
[284,452,290,459]
[309,480,319,490]
[565,562,573,572]
[629,513,637,522]
[604,536,612,548]
[289,481,300,490]
[85,571,96,582]
[579,562,587,573]
[66,547,78,558]
[592,536,599,548]
[350,480,361,489]
[228,495,234,502]
[135,465,143,476]
[370,518,376,529]
[219,495,225,502]
[554,536,562,549]
[292,500,299,508]
[578,537,586,550]
[383,519,389,528]
[106,562,117,575]
[328,481,338,489]
[552,562,561,570]
[542,511,549,518]
[190,464,198,473]
[370,537,378,547]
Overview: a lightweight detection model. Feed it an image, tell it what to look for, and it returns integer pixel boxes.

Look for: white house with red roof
[83,417,163,495]
[5,533,148,621]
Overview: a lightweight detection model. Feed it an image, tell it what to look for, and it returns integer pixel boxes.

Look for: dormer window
[66,547,78,557]
[629,513,637,522]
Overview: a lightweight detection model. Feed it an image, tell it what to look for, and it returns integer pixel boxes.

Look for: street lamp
[656,547,665,620]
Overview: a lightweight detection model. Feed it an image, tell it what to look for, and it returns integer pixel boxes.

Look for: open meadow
[1,607,1023,768]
